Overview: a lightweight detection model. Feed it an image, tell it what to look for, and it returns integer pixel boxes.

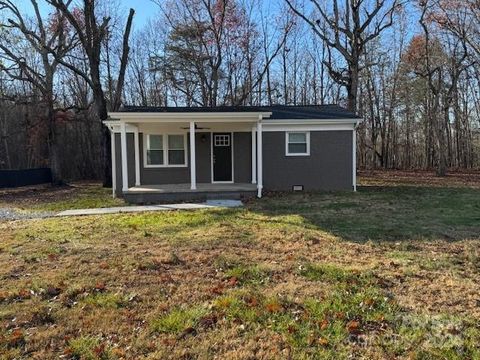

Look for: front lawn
[0,171,479,359]
[0,182,124,212]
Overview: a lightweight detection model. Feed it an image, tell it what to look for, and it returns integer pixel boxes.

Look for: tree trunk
[46,102,62,184]
[435,109,447,177]
[92,81,111,186]
[347,61,359,112]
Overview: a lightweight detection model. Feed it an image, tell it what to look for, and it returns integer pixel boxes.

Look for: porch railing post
[251,126,257,184]
[134,126,141,186]
[110,128,116,197]
[120,121,128,192]
[353,126,357,192]
[190,121,197,190]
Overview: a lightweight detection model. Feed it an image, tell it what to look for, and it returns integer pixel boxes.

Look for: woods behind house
[0,0,479,182]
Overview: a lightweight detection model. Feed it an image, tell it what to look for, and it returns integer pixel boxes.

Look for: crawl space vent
[292,185,304,192]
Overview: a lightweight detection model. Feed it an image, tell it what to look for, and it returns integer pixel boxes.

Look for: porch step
[205,192,242,200]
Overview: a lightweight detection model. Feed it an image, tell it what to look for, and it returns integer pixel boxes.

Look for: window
[286,132,310,156]
[168,135,185,165]
[147,135,163,165]
[214,134,230,147]
[145,134,187,167]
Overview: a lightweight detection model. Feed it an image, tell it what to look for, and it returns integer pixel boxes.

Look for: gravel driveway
[0,207,53,221]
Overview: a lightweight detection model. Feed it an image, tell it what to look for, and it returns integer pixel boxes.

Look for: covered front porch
[128,182,257,193]
[105,109,272,203]
[123,183,257,204]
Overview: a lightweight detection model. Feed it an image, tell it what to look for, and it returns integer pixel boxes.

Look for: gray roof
[119,105,360,120]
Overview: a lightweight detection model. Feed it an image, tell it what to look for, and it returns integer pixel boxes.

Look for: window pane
[288,143,307,154]
[289,133,306,143]
[168,135,184,150]
[147,150,163,165]
[149,135,163,150]
[168,150,185,165]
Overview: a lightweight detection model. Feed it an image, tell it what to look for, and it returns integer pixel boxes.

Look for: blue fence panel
[0,168,52,188]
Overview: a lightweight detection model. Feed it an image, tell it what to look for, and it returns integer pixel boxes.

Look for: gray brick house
[104,105,361,203]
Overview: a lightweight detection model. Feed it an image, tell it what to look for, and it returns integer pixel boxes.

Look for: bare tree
[284,0,400,112]
[0,0,77,182]
[46,0,134,186]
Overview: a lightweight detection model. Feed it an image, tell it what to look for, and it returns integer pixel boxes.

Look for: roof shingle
[119,104,360,120]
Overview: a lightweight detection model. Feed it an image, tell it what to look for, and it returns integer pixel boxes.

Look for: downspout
[109,125,117,198]
[353,122,358,192]
[257,114,263,198]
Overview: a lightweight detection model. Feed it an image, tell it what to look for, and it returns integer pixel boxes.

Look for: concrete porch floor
[126,183,257,194]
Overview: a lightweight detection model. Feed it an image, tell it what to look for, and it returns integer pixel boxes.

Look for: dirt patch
[359,169,480,189]
[0,183,82,207]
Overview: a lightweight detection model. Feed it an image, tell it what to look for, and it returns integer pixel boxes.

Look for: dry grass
[359,169,480,189]
[0,171,479,359]
[0,182,124,212]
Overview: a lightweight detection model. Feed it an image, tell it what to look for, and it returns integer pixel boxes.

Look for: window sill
[144,164,188,168]
[285,153,310,157]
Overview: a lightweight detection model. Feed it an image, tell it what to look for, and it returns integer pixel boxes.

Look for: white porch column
[256,115,263,198]
[353,126,357,192]
[134,126,141,186]
[189,121,197,190]
[251,126,257,184]
[120,122,128,192]
[110,129,116,198]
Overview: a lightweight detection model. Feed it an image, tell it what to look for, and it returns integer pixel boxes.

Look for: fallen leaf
[111,348,126,357]
[319,319,329,330]
[198,314,218,329]
[287,325,297,334]
[47,253,59,261]
[178,326,197,339]
[94,343,106,356]
[346,320,361,334]
[335,312,345,320]
[265,301,282,313]
[210,284,224,295]
[318,337,329,346]
[227,277,238,287]
[8,329,25,348]
[94,282,106,291]
[246,296,258,307]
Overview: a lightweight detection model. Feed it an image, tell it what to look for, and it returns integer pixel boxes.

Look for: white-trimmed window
[286,131,310,156]
[214,134,230,147]
[145,134,187,167]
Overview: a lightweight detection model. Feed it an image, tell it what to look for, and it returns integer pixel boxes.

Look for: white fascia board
[103,122,137,133]
[262,118,361,132]
[107,112,272,122]
[263,123,357,132]
[262,118,362,125]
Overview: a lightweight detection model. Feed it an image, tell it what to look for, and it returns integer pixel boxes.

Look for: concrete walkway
[55,199,243,217]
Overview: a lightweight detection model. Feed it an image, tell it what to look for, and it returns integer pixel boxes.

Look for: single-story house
[104,105,361,203]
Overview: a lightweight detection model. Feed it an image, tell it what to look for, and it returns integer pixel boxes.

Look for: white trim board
[262,118,361,125]
[107,123,356,134]
[263,123,355,132]
[107,112,272,122]
[285,131,311,156]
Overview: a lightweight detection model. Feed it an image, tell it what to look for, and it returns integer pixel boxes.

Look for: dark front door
[212,133,232,182]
